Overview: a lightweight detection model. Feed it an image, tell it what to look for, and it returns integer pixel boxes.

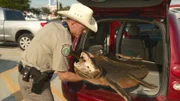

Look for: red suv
[62,0,180,101]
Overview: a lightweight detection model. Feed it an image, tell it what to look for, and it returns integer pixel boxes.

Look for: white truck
[0,7,48,50]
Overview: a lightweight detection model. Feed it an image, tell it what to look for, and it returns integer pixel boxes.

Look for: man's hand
[57,71,84,82]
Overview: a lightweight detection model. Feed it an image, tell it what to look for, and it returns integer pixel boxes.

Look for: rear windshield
[4,10,25,20]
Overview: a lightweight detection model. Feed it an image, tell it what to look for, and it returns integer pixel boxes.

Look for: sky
[30,0,77,8]
[171,0,180,4]
[30,0,180,8]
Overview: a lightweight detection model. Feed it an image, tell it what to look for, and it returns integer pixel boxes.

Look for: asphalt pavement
[0,42,66,101]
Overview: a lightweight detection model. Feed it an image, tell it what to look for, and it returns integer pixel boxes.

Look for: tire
[18,34,34,50]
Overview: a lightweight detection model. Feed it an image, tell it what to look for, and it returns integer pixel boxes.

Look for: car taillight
[40,22,48,27]
[172,65,180,77]
[171,65,180,92]
[172,81,180,91]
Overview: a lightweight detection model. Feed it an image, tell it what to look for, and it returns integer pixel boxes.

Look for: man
[18,3,97,101]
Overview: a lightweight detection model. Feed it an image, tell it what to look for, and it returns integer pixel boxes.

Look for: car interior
[75,18,164,97]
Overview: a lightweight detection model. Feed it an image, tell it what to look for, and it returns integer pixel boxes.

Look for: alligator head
[74,52,103,79]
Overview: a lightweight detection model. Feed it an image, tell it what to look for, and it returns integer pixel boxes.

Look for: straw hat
[58,3,98,32]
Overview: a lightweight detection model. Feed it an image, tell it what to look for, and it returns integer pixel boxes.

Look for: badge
[61,44,71,57]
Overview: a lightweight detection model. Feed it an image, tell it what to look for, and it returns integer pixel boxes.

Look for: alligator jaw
[74,52,103,79]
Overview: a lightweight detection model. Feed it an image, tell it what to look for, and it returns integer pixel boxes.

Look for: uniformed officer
[18,3,97,101]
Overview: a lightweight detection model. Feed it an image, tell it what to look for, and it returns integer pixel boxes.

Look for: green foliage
[41,7,51,15]
[30,8,41,15]
[0,0,70,15]
[57,3,70,10]
[63,6,70,10]
[0,0,30,11]
[58,3,63,10]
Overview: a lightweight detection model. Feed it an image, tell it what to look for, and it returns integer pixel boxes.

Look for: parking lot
[0,42,66,101]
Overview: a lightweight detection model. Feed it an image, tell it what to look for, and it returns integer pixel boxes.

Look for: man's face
[71,21,87,38]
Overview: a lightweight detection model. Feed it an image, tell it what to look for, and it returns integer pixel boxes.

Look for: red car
[62,0,180,101]
[170,4,180,9]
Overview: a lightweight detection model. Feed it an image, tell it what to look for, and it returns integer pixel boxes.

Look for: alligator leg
[106,77,132,101]
[127,73,157,89]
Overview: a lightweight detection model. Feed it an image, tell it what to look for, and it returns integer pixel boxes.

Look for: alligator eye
[80,57,86,62]
[82,58,86,62]
[87,66,91,71]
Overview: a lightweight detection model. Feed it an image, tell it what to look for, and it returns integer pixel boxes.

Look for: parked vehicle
[0,7,48,50]
[24,14,39,21]
[170,4,180,12]
[62,0,180,101]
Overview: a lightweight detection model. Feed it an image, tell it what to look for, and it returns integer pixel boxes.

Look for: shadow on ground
[2,90,23,101]
[0,59,58,81]
[0,42,18,48]
[0,59,18,73]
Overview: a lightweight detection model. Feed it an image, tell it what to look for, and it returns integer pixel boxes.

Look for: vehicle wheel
[18,34,33,50]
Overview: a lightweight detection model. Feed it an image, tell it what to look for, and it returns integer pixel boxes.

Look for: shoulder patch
[61,44,71,57]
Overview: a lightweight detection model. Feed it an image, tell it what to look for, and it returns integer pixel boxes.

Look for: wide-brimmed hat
[58,3,98,32]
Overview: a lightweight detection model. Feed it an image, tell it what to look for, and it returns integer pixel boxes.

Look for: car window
[81,20,162,61]
[82,21,123,54]
[4,10,25,20]
[0,11,3,20]
[137,24,155,31]
[121,22,162,60]
[81,21,131,55]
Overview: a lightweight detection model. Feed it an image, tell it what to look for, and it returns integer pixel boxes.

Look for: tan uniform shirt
[21,22,72,72]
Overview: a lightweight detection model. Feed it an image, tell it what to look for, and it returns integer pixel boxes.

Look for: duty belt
[18,62,54,94]
[18,61,54,82]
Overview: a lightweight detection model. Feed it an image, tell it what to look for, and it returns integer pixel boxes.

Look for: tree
[63,6,70,10]
[30,8,41,15]
[0,0,30,11]
[56,4,70,19]
[41,7,51,15]
[58,3,63,10]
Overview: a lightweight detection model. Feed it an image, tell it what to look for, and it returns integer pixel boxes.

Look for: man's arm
[57,71,84,82]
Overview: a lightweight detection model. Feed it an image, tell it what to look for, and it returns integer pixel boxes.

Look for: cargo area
[75,18,165,97]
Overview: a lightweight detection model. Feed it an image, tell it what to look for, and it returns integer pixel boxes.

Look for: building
[48,0,58,11]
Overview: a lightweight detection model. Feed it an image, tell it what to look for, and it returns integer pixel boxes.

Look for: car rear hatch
[78,0,171,20]
[65,0,171,101]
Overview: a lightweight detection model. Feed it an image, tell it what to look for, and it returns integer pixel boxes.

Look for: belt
[18,61,54,82]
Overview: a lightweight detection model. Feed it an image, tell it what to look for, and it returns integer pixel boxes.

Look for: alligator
[73,52,157,101]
